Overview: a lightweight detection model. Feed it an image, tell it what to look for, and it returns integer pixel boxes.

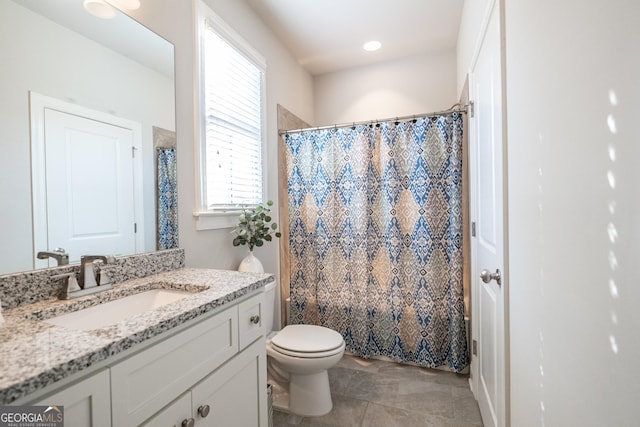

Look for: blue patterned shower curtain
[284,114,468,372]
[157,147,178,250]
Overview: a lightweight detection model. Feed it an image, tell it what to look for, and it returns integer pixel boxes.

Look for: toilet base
[268,370,333,417]
[289,370,333,416]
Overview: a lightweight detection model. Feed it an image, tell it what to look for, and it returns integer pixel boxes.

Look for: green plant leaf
[231,198,281,247]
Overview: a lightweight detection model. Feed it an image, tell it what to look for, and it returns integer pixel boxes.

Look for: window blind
[203,27,263,210]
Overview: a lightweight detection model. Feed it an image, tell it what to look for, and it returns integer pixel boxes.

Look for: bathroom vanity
[0,250,271,427]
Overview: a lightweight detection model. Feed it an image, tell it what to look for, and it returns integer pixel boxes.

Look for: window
[195,4,266,229]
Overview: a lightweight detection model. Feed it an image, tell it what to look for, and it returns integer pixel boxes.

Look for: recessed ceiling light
[83,0,141,19]
[83,0,116,19]
[363,40,382,52]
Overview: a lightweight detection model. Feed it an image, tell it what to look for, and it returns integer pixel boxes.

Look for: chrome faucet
[37,248,69,266]
[52,255,114,300]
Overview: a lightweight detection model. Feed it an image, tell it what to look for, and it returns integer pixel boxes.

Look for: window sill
[193,210,240,230]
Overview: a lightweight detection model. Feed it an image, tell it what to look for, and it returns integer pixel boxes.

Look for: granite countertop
[0,267,273,404]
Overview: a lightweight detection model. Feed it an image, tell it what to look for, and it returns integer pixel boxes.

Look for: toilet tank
[263,281,277,334]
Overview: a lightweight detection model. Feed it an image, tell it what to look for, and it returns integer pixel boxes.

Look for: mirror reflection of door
[31,93,143,267]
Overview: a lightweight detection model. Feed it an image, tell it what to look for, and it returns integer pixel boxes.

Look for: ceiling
[245,0,465,76]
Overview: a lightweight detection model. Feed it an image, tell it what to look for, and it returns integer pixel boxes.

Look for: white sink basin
[44,289,191,330]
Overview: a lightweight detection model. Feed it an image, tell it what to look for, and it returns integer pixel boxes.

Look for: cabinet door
[192,339,268,427]
[35,369,110,427]
[140,392,193,427]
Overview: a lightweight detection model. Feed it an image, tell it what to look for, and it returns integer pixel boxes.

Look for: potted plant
[231,200,281,272]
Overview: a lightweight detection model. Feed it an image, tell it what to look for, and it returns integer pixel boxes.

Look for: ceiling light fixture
[363,40,382,52]
[83,0,141,19]
[83,0,117,19]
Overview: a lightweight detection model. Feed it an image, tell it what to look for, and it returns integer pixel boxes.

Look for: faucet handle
[51,272,75,281]
[86,256,114,286]
[96,262,112,286]
[51,272,81,298]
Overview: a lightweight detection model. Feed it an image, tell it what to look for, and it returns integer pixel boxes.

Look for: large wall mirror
[0,0,176,275]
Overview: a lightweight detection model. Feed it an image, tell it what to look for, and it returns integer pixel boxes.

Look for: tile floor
[272,354,483,427]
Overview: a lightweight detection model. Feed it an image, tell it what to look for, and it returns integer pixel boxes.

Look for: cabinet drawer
[238,291,265,350]
[110,305,237,427]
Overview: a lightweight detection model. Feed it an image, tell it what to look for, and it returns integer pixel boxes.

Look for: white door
[43,109,136,263]
[469,2,507,427]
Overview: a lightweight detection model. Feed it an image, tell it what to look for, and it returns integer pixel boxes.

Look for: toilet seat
[270,325,345,359]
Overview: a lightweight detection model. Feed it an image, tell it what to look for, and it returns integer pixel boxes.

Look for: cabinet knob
[250,315,260,324]
[198,404,211,418]
[181,418,195,427]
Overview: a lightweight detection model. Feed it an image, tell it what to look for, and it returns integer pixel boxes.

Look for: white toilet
[263,281,345,417]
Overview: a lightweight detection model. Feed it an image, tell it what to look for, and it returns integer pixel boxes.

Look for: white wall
[505,1,640,425]
[0,1,174,274]
[126,0,314,277]
[314,51,457,126]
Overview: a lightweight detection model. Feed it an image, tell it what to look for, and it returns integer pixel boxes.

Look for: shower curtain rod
[279,103,469,135]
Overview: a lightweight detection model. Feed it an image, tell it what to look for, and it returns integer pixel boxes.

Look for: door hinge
[134,223,137,233]
[472,339,478,356]
[469,100,475,118]
[132,146,137,158]
[471,222,476,237]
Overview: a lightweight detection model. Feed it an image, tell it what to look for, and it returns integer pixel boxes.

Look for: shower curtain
[154,126,178,250]
[283,113,468,372]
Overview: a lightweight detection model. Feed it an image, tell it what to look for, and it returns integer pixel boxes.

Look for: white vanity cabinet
[35,369,111,427]
[22,289,267,427]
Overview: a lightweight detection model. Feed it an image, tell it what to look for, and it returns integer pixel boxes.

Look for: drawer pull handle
[181,418,195,427]
[250,315,260,324]
[198,404,211,418]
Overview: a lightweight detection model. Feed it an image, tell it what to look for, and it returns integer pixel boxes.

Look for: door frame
[29,92,144,268]
[467,0,510,425]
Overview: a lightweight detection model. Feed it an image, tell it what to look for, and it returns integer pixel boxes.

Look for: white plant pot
[238,250,264,273]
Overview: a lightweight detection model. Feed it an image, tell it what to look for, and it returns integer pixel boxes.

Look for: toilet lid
[271,325,344,353]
